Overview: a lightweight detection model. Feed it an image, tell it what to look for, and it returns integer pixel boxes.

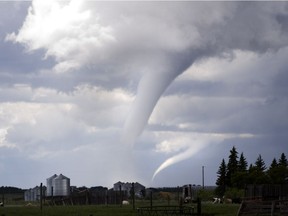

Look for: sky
[0,1,288,189]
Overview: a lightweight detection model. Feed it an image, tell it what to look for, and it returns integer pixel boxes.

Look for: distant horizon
[1,183,217,191]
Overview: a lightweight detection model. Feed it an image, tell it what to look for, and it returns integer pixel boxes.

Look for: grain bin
[46,174,57,196]
[53,174,70,196]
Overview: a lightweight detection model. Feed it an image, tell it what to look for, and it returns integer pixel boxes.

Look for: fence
[245,184,288,201]
[237,199,288,216]
[45,189,129,205]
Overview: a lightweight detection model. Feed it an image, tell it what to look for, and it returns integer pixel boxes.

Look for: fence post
[189,184,192,202]
[177,186,180,203]
[150,191,153,209]
[132,183,135,210]
[119,185,122,207]
[1,192,4,207]
[271,201,275,216]
[197,198,201,215]
[40,183,43,212]
[51,186,54,205]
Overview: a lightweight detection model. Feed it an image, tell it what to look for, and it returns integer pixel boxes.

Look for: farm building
[46,174,70,197]
[182,184,204,201]
[113,181,145,198]
[24,186,46,201]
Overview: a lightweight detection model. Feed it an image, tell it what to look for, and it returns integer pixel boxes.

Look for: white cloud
[180,48,288,85]
[6,0,115,73]
[0,83,132,159]
[0,127,15,148]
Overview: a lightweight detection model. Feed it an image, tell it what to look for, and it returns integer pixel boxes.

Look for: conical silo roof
[47,174,57,181]
[54,174,69,180]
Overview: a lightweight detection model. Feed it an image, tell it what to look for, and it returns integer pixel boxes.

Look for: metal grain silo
[53,174,70,196]
[46,174,57,196]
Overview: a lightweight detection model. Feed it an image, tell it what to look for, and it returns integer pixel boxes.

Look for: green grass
[0,202,240,216]
[202,203,240,216]
[0,205,134,216]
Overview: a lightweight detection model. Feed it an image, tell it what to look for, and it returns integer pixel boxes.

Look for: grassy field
[202,203,240,216]
[0,202,240,216]
[0,205,134,216]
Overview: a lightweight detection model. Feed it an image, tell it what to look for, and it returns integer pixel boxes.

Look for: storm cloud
[0,1,287,187]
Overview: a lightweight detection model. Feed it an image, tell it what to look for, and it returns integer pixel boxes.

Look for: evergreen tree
[250,154,269,184]
[247,165,257,184]
[275,153,288,184]
[226,146,239,187]
[270,158,278,169]
[238,152,248,172]
[278,153,288,167]
[215,151,288,196]
[215,159,227,196]
[231,152,248,189]
[267,158,281,184]
[255,154,266,172]
[248,163,253,171]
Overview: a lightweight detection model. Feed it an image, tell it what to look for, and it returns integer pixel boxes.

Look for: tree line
[215,146,288,197]
[0,186,24,194]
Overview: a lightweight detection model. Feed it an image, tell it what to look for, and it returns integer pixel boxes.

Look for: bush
[224,188,244,200]
[197,189,215,201]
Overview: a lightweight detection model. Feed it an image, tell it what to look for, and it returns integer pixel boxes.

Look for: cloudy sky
[0,1,288,189]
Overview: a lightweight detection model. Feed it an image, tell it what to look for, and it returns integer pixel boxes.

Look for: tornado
[123,52,196,146]
[123,71,179,146]
[152,147,200,181]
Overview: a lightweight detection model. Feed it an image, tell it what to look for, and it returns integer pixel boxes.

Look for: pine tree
[278,153,288,167]
[226,146,239,187]
[238,152,248,172]
[230,152,248,189]
[270,158,278,169]
[276,153,288,184]
[215,159,227,196]
[268,158,281,184]
[255,154,266,172]
[252,154,269,184]
[215,150,288,195]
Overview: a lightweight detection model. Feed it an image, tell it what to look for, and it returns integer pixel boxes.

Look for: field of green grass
[0,202,240,216]
[202,202,240,216]
[0,205,134,216]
